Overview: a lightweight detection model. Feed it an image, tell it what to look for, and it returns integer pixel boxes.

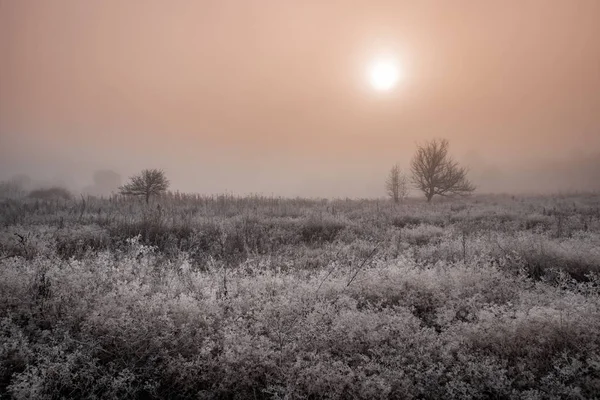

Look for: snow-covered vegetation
[1,193,599,399]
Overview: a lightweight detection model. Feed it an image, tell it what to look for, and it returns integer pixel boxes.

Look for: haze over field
[1,0,599,197]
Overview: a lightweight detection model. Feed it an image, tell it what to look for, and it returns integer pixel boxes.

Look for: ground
[1,193,599,399]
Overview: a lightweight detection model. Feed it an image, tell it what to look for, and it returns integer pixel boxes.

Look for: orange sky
[1,0,599,196]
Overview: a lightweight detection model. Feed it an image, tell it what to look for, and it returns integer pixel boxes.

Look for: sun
[368,59,402,91]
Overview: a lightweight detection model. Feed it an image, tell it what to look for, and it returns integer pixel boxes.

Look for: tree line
[114,139,475,204]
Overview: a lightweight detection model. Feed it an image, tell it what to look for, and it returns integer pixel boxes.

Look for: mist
[1,0,599,197]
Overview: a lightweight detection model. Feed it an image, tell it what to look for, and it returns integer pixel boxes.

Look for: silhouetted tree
[11,174,33,191]
[0,175,32,198]
[385,164,409,203]
[85,170,122,196]
[410,139,475,202]
[119,169,169,203]
[94,170,121,192]
[0,181,24,199]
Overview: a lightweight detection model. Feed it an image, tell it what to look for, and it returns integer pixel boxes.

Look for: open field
[1,193,600,399]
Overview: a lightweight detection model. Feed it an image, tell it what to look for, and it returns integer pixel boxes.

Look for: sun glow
[368,59,402,91]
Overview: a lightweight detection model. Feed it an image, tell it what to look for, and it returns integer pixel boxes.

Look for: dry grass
[1,192,600,399]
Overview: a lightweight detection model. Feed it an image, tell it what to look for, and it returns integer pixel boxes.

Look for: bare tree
[119,169,169,204]
[385,164,409,203]
[410,139,475,202]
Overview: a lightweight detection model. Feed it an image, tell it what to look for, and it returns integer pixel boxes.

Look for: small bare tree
[119,169,169,204]
[385,164,409,203]
[410,139,475,202]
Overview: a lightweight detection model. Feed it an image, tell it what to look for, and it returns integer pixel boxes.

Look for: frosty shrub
[0,192,599,398]
[28,187,72,201]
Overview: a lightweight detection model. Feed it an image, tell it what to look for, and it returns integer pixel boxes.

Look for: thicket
[1,192,599,399]
[27,187,72,201]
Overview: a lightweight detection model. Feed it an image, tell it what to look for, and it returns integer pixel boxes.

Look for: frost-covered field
[1,193,600,399]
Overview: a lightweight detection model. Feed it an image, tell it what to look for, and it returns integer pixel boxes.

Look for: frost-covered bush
[493,231,600,281]
[0,193,599,398]
[28,187,72,201]
[400,224,446,246]
[299,216,347,244]
[2,244,599,398]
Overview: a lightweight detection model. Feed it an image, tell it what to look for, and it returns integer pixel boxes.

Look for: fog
[1,0,599,197]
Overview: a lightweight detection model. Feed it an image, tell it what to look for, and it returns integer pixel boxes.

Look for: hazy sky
[1,0,599,197]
